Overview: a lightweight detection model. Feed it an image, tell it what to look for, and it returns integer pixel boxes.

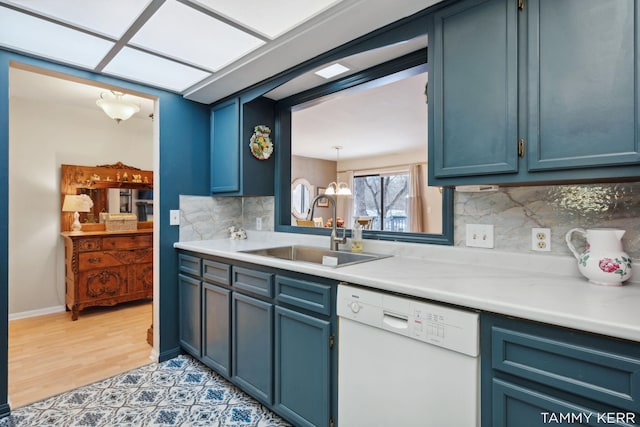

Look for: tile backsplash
[180,182,639,259]
[455,182,640,258]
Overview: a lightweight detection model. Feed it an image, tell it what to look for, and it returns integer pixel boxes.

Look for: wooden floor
[8,300,153,408]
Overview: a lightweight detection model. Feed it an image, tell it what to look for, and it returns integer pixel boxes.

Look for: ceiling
[0,0,439,105]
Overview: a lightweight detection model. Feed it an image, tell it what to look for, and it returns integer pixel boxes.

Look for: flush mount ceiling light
[314,63,350,79]
[96,91,140,123]
[325,146,351,196]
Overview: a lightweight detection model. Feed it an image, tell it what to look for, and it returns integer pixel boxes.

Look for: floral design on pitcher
[598,256,632,277]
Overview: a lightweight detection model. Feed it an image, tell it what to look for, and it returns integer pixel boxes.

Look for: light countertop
[174,232,640,343]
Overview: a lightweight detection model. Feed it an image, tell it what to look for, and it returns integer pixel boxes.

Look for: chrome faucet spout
[309,194,347,251]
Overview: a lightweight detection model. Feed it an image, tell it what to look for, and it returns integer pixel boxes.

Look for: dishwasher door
[337,284,479,427]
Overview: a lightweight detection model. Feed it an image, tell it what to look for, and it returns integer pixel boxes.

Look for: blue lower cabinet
[232,291,274,405]
[275,306,331,427]
[178,274,201,357]
[202,282,231,377]
[481,313,640,426]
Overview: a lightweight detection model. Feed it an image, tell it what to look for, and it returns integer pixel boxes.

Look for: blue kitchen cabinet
[176,250,338,427]
[481,313,640,426]
[201,260,232,377]
[430,0,519,179]
[429,0,640,186]
[274,276,333,427]
[210,96,275,196]
[232,291,274,404]
[178,273,201,358]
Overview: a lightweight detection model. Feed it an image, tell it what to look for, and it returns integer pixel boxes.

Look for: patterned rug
[0,355,291,426]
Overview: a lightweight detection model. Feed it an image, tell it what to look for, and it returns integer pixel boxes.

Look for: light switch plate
[466,224,494,248]
[169,210,180,226]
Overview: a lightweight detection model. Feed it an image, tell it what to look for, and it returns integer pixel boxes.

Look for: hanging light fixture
[96,91,140,123]
[325,146,351,196]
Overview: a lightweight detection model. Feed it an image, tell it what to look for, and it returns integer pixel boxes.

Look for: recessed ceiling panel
[1,0,152,38]
[0,7,115,69]
[102,47,211,92]
[193,0,342,39]
[129,0,264,71]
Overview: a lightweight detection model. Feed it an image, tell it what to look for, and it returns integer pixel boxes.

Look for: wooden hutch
[60,162,154,341]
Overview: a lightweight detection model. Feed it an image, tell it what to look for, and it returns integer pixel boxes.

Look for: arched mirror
[291,177,313,220]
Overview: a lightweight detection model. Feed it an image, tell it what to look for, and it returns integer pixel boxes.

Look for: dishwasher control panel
[337,284,479,357]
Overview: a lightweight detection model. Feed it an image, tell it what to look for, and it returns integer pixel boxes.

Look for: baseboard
[158,346,182,363]
[0,402,11,419]
[9,305,66,321]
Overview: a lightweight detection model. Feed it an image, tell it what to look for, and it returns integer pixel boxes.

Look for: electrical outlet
[256,217,262,230]
[465,224,494,248]
[531,227,551,252]
[169,210,180,226]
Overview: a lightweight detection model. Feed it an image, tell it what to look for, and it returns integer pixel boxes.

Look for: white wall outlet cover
[465,224,494,248]
[531,227,551,251]
[169,210,180,226]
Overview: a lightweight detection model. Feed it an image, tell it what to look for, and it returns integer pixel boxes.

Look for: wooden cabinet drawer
[491,326,640,412]
[233,267,274,298]
[77,238,102,252]
[78,249,152,270]
[203,260,230,287]
[179,253,201,277]
[275,275,331,316]
[103,234,152,250]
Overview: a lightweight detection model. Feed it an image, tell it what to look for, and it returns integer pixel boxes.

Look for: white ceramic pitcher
[565,228,632,286]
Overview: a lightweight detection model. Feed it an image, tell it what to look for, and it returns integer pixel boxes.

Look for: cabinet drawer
[78,266,128,300]
[275,275,331,316]
[203,260,230,287]
[77,238,102,252]
[178,253,201,277]
[79,249,153,270]
[233,267,273,298]
[102,234,152,250]
[491,326,640,412]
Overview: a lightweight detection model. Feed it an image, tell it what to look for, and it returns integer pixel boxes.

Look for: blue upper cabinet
[210,97,275,196]
[527,0,640,171]
[431,0,519,178]
[429,0,640,186]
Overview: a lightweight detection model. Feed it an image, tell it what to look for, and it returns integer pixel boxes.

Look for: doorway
[7,65,158,407]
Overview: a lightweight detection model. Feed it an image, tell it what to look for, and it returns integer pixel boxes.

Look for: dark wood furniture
[62,230,153,320]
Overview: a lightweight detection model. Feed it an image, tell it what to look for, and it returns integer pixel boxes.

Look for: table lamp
[62,194,94,231]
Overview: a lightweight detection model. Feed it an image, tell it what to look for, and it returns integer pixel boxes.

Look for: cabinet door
[211,98,240,193]
[274,306,331,427]
[527,0,640,171]
[202,282,231,378]
[430,0,519,178]
[178,274,201,357]
[491,379,635,427]
[232,292,273,404]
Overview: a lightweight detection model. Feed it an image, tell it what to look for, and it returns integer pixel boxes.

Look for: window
[353,172,409,231]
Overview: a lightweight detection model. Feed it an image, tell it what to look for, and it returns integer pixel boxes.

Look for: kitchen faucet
[308,194,347,251]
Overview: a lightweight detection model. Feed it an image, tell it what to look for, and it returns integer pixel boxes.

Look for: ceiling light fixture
[325,146,351,196]
[315,63,350,79]
[96,91,140,123]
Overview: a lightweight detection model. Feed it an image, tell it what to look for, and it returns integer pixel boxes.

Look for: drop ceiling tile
[1,0,152,38]
[102,47,211,92]
[0,7,115,69]
[192,0,342,39]
[129,0,264,71]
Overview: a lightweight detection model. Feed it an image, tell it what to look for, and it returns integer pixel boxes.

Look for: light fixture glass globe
[96,91,140,123]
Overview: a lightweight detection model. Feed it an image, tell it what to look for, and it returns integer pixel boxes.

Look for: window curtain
[337,170,354,228]
[408,164,424,233]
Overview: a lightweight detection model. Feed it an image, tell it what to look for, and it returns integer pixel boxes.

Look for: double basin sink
[240,245,390,268]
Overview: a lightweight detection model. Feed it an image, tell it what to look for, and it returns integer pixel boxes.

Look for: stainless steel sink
[240,245,391,268]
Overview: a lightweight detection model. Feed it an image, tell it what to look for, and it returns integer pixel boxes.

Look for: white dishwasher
[337,284,480,427]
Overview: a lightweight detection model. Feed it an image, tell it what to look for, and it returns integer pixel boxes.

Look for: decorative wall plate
[249,125,273,160]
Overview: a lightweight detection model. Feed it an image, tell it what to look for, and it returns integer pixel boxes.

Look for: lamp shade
[62,194,93,213]
[96,91,140,123]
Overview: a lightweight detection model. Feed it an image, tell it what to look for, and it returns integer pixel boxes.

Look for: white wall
[8,96,153,317]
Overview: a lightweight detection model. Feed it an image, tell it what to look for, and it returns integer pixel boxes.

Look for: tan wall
[291,155,335,224]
